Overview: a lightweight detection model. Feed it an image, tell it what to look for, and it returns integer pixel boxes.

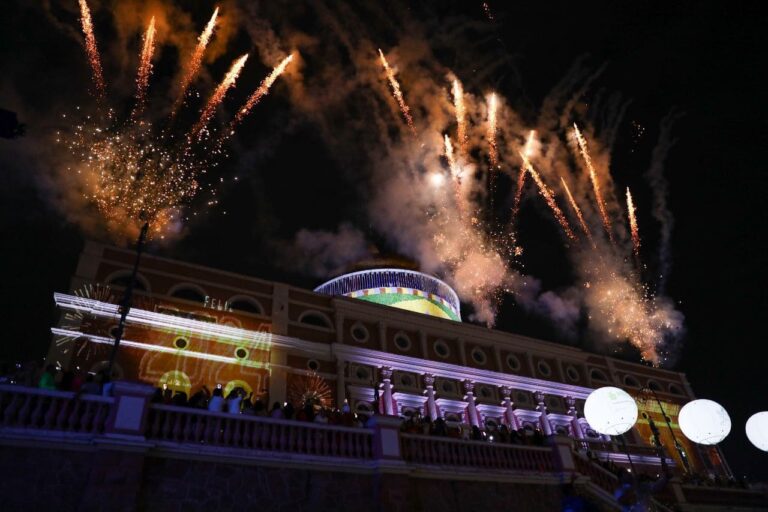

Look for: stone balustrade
[0,384,112,436]
[1,383,766,512]
[145,404,374,460]
[401,433,556,472]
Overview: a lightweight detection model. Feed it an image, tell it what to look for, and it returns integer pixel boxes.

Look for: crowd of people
[399,412,550,446]
[0,361,113,396]
[151,385,369,428]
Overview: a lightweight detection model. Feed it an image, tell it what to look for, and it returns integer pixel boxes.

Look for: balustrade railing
[574,452,619,495]
[400,433,556,472]
[145,404,374,460]
[0,384,112,435]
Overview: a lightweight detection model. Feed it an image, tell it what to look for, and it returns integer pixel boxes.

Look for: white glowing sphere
[584,386,638,436]
[745,412,768,452]
[678,399,731,445]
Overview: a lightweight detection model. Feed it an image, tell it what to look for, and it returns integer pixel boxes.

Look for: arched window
[647,380,662,392]
[590,369,608,382]
[168,283,207,303]
[298,310,333,329]
[228,295,264,315]
[668,384,683,395]
[106,271,150,292]
[623,375,641,388]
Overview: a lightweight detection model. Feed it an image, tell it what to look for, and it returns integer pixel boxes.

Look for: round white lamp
[745,411,768,452]
[678,399,731,445]
[584,386,638,436]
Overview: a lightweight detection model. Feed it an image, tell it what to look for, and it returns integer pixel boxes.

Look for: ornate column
[463,380,481,428]
[566,396,585,439]
[534,391,553,436]
[500,386,522,431]
[379,366,395,416]
[423,374,439,421]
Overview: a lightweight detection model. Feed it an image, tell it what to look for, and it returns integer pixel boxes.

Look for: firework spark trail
[573,123,614,242]
[190,53,249,140]
[561,176,594,245]
[78,0,105,98]
[452,78,468,153]
[378,49,416,136]
[626,187,641,257]
[172,7,219,115]
[520,153,576,241]
[487,93,499,169]
[444,134,465,217]
[512,130,536,221]
[133,16,157,118]
[230,53,294,129]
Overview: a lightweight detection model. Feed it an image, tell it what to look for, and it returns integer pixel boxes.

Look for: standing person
[226,388,243,414]
[208,387,224,412]
[38,364,57,390]
[270,402,284,419]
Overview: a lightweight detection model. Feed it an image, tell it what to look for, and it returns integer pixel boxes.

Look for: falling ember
[561,177,594,245]
[172,7,219,115]
[231,53,294,128]
[78,0,105,98]
[512,131,536,220]
[190,53,249,140]
[520,153,576,241]
[133,16,157,117]
[626,187,641,257]
[573,123,613,241]
[486,93,499,169]
[378,49,416,136]
[452,78,468,153]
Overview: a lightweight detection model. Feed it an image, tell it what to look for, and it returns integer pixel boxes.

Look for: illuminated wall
[55,293,273,399]
[633,395,709,474]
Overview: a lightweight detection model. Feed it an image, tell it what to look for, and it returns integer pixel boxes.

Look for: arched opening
[168,283,207,303]
[229,296,264,315]
[298,310,333,329]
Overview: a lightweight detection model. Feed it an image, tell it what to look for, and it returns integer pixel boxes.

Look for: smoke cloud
[3,1,685,364]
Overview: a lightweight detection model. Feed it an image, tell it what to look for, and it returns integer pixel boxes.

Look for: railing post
[549,434,576,473]
[670,477,687,505]
[105,381,155,437]
[368,415,403,461]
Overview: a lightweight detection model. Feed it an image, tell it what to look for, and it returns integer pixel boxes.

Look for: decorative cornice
[333,344,595,399]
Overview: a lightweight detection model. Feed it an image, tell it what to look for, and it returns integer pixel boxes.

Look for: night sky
[1,1,766,480]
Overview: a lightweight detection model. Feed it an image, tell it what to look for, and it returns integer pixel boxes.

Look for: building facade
[47,241,728,478]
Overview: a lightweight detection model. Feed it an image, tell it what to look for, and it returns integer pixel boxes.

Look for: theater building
[44,241,731,478]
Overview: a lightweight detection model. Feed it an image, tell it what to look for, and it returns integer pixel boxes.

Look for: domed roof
[314,267,461,322]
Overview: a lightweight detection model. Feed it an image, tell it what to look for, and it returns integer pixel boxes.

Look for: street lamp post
[105,220,150,379]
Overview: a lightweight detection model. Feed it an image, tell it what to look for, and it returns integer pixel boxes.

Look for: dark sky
[1,1,766,479]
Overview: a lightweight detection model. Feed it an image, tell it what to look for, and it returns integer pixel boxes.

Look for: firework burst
[519,153,576,241]
[61,7,291,240]
[626,187,641,258]
[378,49,416,136]
[511,130,535,223]
[190,53,249,141]
[132,16,157,119]
[573,123,613,242]
[78,0,105,98]
[452,78,468,153]
[172,7,219,116]
[487,93,499,169]
[230,53,294,130]
[561,176,594,245]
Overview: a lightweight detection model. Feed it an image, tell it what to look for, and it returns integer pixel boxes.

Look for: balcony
[1,383,766,512]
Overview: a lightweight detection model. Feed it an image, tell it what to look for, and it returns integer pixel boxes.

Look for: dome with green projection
[314,268,461,322]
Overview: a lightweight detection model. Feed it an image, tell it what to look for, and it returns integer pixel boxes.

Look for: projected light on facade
[315,268,461,321]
